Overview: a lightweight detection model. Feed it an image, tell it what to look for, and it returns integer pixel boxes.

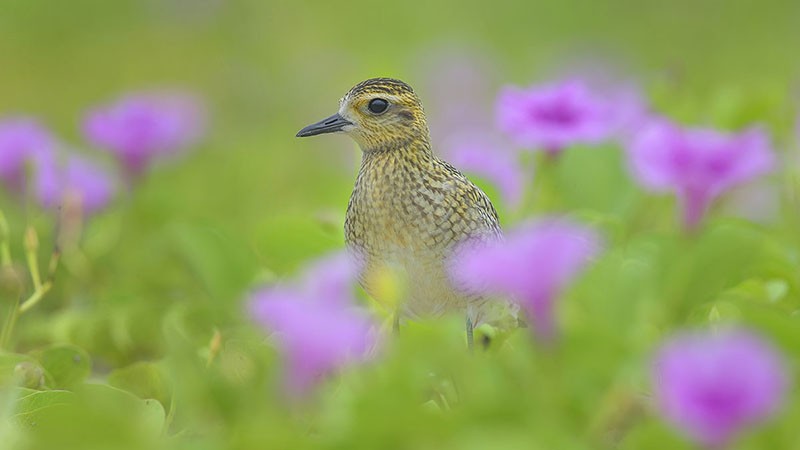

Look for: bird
[296,77,507,350]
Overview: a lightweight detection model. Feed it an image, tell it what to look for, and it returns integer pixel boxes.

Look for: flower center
[531,103,579,126]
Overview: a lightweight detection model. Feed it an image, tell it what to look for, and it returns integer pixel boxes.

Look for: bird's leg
[466,315,474,352]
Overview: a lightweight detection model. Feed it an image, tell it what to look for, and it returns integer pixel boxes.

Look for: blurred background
[2,1,800,449]
[3,0,799,263]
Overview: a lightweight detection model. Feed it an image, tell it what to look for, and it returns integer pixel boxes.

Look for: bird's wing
[430,160,503,246]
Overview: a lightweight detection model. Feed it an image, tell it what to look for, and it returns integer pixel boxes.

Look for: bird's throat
[360,136,434,169]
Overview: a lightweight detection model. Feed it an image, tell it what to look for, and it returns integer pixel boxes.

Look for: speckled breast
[344,149,501,319]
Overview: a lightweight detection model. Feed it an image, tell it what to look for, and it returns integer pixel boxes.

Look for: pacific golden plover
[297,78,506,349]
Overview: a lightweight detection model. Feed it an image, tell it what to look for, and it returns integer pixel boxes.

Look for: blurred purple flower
[541,55,649,136]
[0,118,56,192]
[449,219,601,341]
[496,79,642,155]
[442,133,525,209]
[35,156,116,215]
[249,251,377,399]
[299,251,361,308]
[626,119,774,230]
[83,92,205,177]
[652,329,788,448]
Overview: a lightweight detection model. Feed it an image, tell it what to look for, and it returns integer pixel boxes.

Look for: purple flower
[0,118,56,192]
[442,133,525,209]
[496,79,639,155]
[35,156,116,215]
[298,251,361,308]
[249,251,377,399]
[652,329,788,448]
[83,92,205,177]
[626,119,774,230]
[449,219,601,341]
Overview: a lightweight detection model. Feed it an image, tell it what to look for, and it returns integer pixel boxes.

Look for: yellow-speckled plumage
[299,78,505,337]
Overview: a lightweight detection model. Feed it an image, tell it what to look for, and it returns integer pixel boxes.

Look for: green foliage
[1,0,800,449]
[35,345,91,389]
[12,389,76,428]
[108,361,171,410]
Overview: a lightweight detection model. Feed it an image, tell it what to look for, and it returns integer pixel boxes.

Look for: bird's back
[345,144,502,322]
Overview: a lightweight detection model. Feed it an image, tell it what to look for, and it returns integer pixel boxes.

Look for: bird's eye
[368,98,389,114]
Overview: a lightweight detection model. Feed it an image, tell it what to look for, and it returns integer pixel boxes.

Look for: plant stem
[17,247,59,314]
[18,281,52,314]
[24,227,42,290]
[0,221,61,350]
[0,298,19,350]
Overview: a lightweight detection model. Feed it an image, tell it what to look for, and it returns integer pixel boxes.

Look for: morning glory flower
[0,118,56,193]
[82,92,205,177]
[442,133,525,209]
[298,250,362,307]
[652,329,788,448]
[35,155,116,215]
[626,119,775,230]
[496,79,640,155]
[249,251,377,399]
[449,219,601,341]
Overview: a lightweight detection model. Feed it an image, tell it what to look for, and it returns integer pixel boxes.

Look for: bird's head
[296,78,430,152]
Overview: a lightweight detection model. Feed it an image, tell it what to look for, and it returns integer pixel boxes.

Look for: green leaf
[12,383,166,447]
[12,388,76,428]
[108,361,171,409]
[35,344,91,389]
[140,398,167,437]
[77,383,166,437]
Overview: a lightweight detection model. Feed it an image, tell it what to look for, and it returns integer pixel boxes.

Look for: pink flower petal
[652,329,788,448]
[449,219,601,340]
[626,119,775,230]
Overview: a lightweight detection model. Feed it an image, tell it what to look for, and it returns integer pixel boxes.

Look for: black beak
[296,113,352,137]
